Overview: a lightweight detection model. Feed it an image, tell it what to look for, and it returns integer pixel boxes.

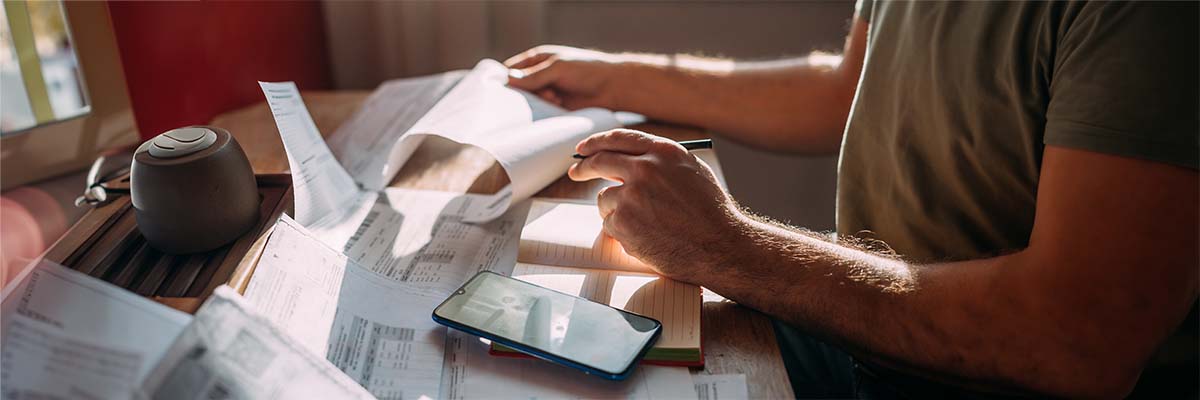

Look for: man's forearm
[609,19,867,154]
[688,215,1163,397]
[611,54,855,154]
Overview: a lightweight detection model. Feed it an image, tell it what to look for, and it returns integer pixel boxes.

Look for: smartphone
[432,271,662,380]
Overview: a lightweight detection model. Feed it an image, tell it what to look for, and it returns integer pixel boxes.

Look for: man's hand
[567,129,744,281]
[505,45,635,110]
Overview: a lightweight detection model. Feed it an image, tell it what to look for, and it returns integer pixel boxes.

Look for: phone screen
[433,271,661,377]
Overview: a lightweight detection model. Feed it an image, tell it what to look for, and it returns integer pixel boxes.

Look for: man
[505,1,1197,398]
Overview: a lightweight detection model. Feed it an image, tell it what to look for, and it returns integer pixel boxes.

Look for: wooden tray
[41,174,293,313]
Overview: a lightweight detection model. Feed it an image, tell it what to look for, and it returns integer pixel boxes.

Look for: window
[1,0,89,135]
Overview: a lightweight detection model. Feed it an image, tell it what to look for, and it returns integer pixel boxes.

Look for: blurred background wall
[322,0,855,230]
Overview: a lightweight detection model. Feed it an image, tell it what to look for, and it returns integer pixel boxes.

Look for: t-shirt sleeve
[1045,2,1198,169]
[855,0,874,23]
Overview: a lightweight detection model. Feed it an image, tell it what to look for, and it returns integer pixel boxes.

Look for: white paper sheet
[440,330,698,400]
[392,60,620,222]
[141,286,375,400]
[467,108,619,221]
[324,268,447,400]
[693,374,749,400]
[259,81,367,229]
[253,188,529,298]
[241,216,354,355]
[327,71,466,191]
[338,188,528,293]
[2,314,143,399]
[244,215,453,399]
[0,259,191,383]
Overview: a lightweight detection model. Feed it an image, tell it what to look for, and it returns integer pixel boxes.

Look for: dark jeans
[774,315,1200,399]
[772,320,1011,399]
[773,319,892,399]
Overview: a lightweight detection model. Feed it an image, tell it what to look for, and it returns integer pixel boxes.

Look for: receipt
[259,81,367,229]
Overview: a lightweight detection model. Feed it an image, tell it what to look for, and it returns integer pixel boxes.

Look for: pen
[572,139,713,159]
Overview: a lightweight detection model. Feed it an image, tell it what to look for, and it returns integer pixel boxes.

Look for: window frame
[1,1,139,189]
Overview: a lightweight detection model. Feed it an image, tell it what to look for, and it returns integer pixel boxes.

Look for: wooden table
[212,91,795,399]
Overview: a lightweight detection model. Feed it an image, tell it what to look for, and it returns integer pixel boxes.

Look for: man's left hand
[568,129,744,281]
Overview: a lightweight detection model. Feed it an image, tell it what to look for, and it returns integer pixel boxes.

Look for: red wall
[107,1,332,140]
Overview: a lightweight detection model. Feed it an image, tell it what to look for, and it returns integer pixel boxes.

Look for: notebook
[490,199,704,366]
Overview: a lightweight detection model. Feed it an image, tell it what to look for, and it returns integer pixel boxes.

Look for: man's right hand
[505,45,636,110]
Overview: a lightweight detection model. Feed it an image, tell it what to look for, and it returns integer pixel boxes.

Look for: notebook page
[512,263,700,350]
[518,199,654,273]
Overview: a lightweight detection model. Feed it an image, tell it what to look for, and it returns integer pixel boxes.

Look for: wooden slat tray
[41,174,293,313]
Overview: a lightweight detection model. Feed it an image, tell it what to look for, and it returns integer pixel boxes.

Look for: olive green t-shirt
[838,1,1198,262]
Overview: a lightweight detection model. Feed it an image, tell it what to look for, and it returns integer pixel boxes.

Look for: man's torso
[837,0,1198,262]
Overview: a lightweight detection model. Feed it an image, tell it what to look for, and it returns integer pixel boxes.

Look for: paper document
[327,71,466,190]
[385,60,604,222]
[338,188,528,293]
[141,286,375,400]
[0,259,191,383]
[261,59,622,225]
[693,374,749,400]
[260,81,366,229]
[241,216,353,354]
[245,216,451,399]
[2,314,142,399]
[260,82,531,293]
[441,330,698,400]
